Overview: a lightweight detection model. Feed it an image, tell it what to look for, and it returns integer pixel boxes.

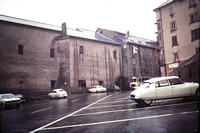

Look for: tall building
[154,0,200,76]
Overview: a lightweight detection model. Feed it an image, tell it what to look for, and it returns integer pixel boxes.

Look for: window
[18,45,23,55]
[113,50,117,59]
[169,7,174,16]
[51,80,56,89]
[157,80,169,87]
[168,78,183,85]
[50,49,55,58]
[80,46,84,54]
[172,36,178,46]
[78,80,86,87]
[196,47,200,53]
[174,52,179,62]
[99,81,104,86]
[190,12,199,23]
[191,28,200,41]
[170,21,176,31]
[189,0,197,7]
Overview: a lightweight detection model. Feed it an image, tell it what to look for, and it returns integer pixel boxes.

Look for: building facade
[0,14,159,96]
[154,0,200,76]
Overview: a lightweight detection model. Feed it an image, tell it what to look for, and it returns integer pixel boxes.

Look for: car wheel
[134,99,143,105]
[195,88,199,100]
[142,99,153,105]
[16,103,20,108]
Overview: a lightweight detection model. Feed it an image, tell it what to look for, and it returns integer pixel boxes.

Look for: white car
[0,93,21,108]
[89,85,107,93]
[129,76,199,105]
[48,89,67,99]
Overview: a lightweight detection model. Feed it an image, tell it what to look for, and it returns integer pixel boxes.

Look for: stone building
[154,0,200,76]
[0,14,159,96]
[96,28,160,88]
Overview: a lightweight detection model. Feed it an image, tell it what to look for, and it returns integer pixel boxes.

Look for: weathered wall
[0,21,61,95]
[68,37,121,93]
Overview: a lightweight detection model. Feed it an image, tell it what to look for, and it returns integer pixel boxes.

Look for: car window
[52,91,57,93]
[158,80,169,87]
[140,82,150,88]
[1,94,15,99]
[168,78,183,85]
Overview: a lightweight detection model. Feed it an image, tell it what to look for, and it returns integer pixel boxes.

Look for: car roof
[53,89,64,91]
[145,76,179,83]
[0,93,14,96]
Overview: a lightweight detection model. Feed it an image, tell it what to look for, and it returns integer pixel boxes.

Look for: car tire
[134,99,143,105]
[16,103,20,108]
[142,99,153,106]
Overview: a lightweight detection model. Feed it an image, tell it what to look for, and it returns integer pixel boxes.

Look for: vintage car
[89,85,107,93]
[0,93,21,108]
[129,76,199,105]
[48,89,68,99]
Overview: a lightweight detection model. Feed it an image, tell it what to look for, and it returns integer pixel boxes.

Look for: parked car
[0,93,21,108]
[89,85,107,93]
[48,89,67,99]
[14,94,25,102]
[129,76,199,105]
[107,85,120,92]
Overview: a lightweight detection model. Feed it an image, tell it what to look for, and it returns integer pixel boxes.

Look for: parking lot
[1,90,199,133]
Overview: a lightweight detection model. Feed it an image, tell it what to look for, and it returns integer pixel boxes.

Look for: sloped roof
[96,28,159,49]
[0,14,119,45]
[153,0,174,11]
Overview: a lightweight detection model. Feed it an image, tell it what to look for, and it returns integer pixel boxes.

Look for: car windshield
[139,82,150,88]
[1,94,15,99]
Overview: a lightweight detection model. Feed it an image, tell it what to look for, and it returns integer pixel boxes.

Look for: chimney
[62,22,67,37]
[127,31,129,35]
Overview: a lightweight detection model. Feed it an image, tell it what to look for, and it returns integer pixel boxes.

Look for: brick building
[154,0,200,76]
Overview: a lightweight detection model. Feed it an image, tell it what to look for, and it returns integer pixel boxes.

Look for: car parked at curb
[48,89,67,99]
[0,93,21,108]
[129,76,199,105]
[89,85,107,93]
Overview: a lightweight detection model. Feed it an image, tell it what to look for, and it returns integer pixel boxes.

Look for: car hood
[130,87,145,95]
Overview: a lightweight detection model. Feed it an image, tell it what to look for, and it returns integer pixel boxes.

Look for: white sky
[0,0,166,41]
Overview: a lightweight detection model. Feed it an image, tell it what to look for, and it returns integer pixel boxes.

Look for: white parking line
[73,101,198,116]
[31,107,52,114]
[40,111,199,131]
[30,94,113,133]
[72,99,80,102]
[87,103,136,109]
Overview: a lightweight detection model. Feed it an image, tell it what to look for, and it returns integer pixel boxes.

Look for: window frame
[169,7,174,16]
[172,36,178,47]
[80,46,84,54]
[174,52,179,62]
[50,49,55,58]
[191,28,200,41]
[170,21,177,31]
[189,0,197,8]
[113,50,117,59]
[190,12,199,24]
[18,44,24,55]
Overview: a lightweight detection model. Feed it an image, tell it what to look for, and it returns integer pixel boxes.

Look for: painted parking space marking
[40,111,199,131]
[31,107,52,114]
[30,94,113,133]
[73,101,198,116]
[87,103,136,109]
[72,99,80,102]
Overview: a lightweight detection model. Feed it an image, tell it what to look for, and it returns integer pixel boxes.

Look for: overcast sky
[0,0,166,41]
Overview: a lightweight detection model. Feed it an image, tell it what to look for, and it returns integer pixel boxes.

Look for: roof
[0,14,119,45]
[173,53,199,71]
[96,28,159,49]
[153,0,174,11]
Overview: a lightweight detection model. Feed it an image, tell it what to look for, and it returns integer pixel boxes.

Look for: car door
[168,78,191,97]
[156,79,173,99]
